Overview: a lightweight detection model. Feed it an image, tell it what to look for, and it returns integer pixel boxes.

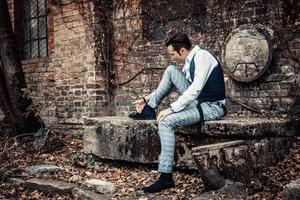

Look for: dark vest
[189,53,226,103]
[189,52,226,121]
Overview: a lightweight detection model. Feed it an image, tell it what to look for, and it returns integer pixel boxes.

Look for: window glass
[22,0,48,59]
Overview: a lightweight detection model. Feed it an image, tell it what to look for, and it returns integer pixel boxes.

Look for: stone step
[83,116,297,181]
[25,178,76,194]
[7,177,110,200]
[84,116,299,138]
[25,165,63,174]
[191,138,292,181]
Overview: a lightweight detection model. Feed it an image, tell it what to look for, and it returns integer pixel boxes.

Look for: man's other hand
[133,99,146,113]
[157,108,173,122]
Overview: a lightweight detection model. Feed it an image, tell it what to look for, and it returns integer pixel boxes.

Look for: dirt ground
[0,131,299,200]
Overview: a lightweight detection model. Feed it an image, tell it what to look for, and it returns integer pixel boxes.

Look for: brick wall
[112,0,300,116]
[2,0,299,134]
[4,0,110,134]
[203,0,300,114]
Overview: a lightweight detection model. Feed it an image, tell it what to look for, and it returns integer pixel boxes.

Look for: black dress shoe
[128,104,156,120]
[140,173,175,193]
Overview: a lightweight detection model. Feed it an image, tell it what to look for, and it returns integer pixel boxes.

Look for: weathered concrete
[85,116,299,138]
[84,119,197,169]
[25,178,75,194]
[283,178,300,200]
[84,179,116,194]
[25,165,63,174]
[192,138,292,181]
[72,187,110,200]
[83,117,297,170]
[201,117,299,137]
[83,116,297,183]
[84,117,160,163]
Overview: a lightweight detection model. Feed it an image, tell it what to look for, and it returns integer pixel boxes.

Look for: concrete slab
[83,116,297,180]
[85,116,299,138]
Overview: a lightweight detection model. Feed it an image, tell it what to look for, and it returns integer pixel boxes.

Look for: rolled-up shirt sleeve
[170,51,214,112]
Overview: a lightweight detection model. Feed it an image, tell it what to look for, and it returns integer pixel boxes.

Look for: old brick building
[2,0,299,134]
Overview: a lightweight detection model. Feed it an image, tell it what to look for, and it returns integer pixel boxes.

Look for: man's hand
[133,99,146,113]
[157,108,173,122]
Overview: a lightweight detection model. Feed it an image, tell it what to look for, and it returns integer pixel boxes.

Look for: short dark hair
[165,33,192,54]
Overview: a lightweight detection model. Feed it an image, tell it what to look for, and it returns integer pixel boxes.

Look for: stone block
[83,117,298,174]
[283,179,300,200]
[84,179,116,194]
[25,178,75,194]
[83,117,160,163]
[25,165,63,174]
[72,187,110,200]
[191,138,292,181]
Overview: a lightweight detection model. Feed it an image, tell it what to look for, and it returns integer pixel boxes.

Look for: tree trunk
[0,0,42,134]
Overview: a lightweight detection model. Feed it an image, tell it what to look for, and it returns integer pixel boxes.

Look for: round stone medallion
[222,26,273,82]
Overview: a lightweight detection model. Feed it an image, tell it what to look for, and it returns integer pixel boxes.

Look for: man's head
[165,33,192,64]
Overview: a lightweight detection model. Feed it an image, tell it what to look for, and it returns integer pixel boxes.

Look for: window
[142,0,206,40]
[22,0,48,59]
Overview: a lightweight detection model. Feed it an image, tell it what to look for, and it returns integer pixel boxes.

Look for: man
[129,33,226,193]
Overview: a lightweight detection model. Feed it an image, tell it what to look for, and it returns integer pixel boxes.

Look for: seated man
[129,32,226,193]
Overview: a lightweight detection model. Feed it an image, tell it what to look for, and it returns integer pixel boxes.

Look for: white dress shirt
[170,45,223,112]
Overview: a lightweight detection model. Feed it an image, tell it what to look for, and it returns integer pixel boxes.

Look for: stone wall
[112,0,169,115]
[5,0,110,134]
[112,0,300,116]
[3,0,299,133]
[203,0,300,114]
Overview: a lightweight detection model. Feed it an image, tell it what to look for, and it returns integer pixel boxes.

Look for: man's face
[167,45,186,64]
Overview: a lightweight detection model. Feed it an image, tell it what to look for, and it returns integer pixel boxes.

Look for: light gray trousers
[148,65,225,173]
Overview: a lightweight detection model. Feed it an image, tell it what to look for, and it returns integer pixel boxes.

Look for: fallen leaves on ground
[0,131,299,199]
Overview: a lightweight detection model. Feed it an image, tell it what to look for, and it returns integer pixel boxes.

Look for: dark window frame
[22,0,48,59]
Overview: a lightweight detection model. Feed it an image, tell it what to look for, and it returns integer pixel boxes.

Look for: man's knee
[166,65,177,74]
[158,117,175,130]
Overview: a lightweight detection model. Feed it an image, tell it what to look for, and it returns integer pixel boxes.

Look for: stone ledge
[201,117,299,137]
[83,116,296,179]
[85,116,299,138]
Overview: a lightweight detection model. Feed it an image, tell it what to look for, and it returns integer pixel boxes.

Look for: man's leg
[147,65,190,109]
[141,102,200,193]
[157,102,200,173]
[141,101,225,193]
